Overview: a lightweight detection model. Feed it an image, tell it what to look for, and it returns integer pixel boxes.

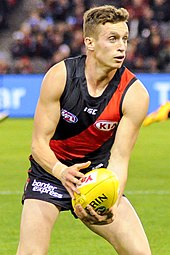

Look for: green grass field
[0,118,170,255]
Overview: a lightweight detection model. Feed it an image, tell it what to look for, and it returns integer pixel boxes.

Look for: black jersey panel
[49,55,137,168]
[51,56,124,140]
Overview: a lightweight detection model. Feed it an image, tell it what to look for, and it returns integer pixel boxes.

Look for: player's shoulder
[122,77,149,122]
[125,80,149,113]
[64,55,86,78]
[39,60,67,99]
[64,54,86,65]
[45,55,85,79]
[45,60,66,79]
[123,66,149,99]
[122,67,149,116]
[132,78,149,101]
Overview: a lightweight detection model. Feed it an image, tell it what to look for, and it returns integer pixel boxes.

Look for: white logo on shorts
[32,179,63,198]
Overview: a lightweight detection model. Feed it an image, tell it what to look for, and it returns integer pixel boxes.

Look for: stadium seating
[0,0,169,74]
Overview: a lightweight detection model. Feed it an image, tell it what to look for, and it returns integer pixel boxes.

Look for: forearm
[107,159,128,206]
[31,141,67,179]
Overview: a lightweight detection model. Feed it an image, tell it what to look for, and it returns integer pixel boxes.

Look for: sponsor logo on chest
[61,109,78,123]
[95,120,118,131]
[84,107,98,115]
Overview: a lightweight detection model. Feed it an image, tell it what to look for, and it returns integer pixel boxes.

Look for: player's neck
[85,56,117,95]
[85,57,117,97]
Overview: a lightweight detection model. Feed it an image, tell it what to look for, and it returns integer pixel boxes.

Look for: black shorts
[22,158,74,213]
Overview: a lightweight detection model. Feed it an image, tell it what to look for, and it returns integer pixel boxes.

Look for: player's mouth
[114,56,125,62]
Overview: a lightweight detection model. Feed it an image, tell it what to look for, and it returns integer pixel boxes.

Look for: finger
[86,205,113,223]
[61,167,84,183]
[72,176,83,186]
[75,205,110,225]
[74,204,87,218]
[86,205,100,217]
[65,180,81,196]
[85,206,106,223]
[106,211,113,219]
[64,172,82,188]
[86,205,98,217]
[71,170,84,181]
[65,184,74,199]
[75,161,91,171]
[92,219,113,225]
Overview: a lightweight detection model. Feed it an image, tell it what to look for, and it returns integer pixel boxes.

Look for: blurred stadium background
[0,0,169,74]
[0,1,170,254]
[0,0,170,118]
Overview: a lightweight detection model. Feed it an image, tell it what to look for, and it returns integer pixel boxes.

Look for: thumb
[76,161,91,171]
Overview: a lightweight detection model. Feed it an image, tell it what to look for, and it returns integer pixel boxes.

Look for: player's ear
[84,37,95,51]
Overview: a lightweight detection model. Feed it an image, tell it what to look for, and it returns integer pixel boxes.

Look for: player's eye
[109,36,116,42]
[123,36,128,43]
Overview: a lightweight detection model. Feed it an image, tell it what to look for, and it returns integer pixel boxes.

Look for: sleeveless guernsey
[49,55,137,170]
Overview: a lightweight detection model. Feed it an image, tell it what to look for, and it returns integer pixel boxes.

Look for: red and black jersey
[50,55,137,171]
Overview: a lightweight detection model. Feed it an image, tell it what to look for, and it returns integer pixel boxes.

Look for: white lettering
[32,179,63,198]
[154,82,170,105]
[95,121,118,131]
[12,88,26,109]
[0,88,10,108]
[84,107,98,115]
[0,87,26,110]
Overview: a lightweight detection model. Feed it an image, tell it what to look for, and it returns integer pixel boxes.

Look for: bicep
[32,98,60,144]
[110,80,149,164]
[32,61,66,145]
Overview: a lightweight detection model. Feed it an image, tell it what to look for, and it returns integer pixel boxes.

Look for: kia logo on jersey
[95,121,118,131]
[61,109,78,123]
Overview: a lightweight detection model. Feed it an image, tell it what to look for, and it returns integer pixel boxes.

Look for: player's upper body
[48,54,137,169]
[31,5,149,206]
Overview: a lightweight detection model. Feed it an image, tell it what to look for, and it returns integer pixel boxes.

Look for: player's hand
[57,161,91,198]
[109,203,118,221]
[74,204,114,225]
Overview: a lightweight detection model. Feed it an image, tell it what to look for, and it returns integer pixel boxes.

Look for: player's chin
[112,62,124,69]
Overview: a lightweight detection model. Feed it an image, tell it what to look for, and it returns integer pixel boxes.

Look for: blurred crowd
[0,0,169,74]
[0,0,20,29]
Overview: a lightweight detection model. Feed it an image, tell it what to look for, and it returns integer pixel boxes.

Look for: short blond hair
[83,5,129,38]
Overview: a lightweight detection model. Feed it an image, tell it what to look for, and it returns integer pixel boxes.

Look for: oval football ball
[72,168,120,214]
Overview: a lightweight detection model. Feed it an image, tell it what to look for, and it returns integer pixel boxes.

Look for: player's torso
[50,55,136,170]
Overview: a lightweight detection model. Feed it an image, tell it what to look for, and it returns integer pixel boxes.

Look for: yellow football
[72,168,120,214]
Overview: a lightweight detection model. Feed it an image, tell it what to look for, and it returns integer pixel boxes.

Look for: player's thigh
[17,199,60,255]
[83,196,151,255]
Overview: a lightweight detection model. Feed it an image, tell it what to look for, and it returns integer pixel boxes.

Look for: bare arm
[75,80,149,224]
[31,61,90,197]
[31,62,66,172]
[108,80,149,206]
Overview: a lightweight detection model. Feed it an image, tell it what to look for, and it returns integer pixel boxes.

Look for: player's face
[93,22,129,70]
